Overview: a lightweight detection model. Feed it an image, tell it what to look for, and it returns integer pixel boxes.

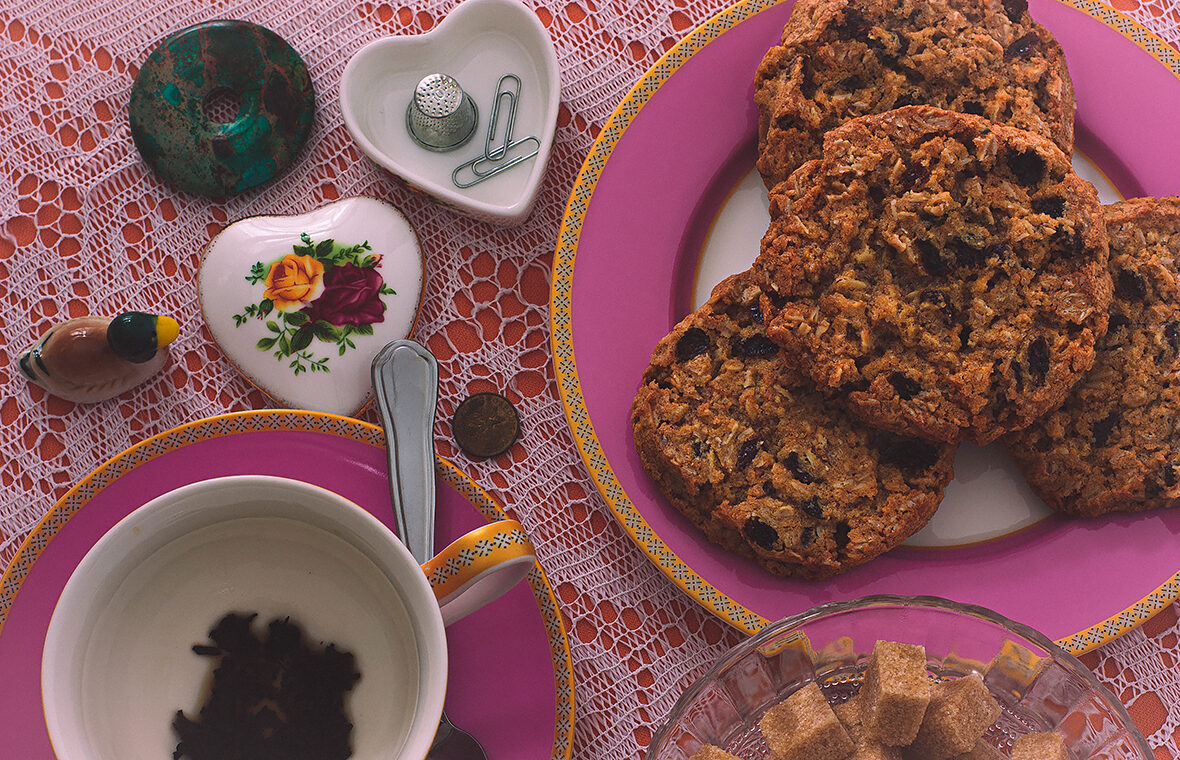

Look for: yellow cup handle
[419,519,536,626]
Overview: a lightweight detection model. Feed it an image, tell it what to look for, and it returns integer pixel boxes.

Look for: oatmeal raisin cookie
[754,0,1076,188]
[754,106,1110,444]
[1004,198,1180,516]
[631,271,956,579]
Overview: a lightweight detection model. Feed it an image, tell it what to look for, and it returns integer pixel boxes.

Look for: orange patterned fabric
[1,1,1179,758]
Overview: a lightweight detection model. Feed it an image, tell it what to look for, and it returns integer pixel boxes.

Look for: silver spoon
[429,712,488,760]
[372,339,489,760]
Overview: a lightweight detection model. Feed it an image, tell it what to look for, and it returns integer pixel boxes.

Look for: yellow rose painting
[263,254,325,311]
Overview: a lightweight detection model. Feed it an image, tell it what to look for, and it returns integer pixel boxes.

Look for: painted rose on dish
[305,263,387,326]
[233,233,397,375]
[264,254,325,311]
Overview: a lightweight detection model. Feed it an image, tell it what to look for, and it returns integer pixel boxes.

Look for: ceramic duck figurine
[18,312,180,403]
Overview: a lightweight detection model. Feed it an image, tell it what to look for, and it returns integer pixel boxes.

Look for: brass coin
[451,392,520,458]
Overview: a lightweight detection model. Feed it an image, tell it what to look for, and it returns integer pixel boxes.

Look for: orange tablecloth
[2,0,1180,758]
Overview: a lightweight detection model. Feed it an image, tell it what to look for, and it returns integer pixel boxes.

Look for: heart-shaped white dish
[340,0,560,226]
[199,196,424,415]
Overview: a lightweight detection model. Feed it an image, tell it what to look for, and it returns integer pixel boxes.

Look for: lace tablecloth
[2,0,1180,757]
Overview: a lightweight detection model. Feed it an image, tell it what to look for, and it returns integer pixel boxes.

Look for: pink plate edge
[549,0,1180,654]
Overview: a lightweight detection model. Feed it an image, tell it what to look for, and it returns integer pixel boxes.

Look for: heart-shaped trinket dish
[198,196,424,415]
[340,0,560,226]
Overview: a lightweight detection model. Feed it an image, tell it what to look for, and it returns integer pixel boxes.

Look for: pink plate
[0,410,574,759]
[551,0,1180,652]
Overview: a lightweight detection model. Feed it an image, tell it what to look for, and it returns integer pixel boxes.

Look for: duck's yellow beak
[155,315,180,348]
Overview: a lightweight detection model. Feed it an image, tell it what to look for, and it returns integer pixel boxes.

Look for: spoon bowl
[429,712,490,760]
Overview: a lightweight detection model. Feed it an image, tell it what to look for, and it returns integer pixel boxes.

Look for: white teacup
[41,475,535,760]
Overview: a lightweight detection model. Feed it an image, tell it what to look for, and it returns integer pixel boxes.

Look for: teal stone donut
[129,20,315,197]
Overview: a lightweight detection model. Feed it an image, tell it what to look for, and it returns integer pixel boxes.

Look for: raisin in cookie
[754,106,1110,444]
[1003,198,1180,516]
[755,0,1076,188]
[631,271,956,579]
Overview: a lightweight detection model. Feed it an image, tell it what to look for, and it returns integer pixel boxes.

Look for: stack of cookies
[630,0,1180,579]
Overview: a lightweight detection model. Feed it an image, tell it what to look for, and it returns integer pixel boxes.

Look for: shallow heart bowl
[340,0,560,226]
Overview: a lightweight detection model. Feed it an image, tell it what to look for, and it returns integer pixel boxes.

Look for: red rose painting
[304,263,386,326]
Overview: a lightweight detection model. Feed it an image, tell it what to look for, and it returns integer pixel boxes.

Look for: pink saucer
[0,411,574,759]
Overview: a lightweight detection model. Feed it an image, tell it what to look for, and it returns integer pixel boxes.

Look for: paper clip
[485,74,521,162]
[451,72,542,189]
[452,136,541,189]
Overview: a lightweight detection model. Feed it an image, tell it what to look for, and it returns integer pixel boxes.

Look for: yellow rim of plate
[0,409,575,760]
[550,0,1180,654]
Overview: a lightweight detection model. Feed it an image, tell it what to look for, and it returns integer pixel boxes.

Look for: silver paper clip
[485,74,521,161]
[452,136,541,188]
[451,73,541,189]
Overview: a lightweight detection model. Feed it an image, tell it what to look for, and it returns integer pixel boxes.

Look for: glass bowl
[649,595,1151,760]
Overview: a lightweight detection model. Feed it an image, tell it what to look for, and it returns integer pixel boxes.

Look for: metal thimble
[405,73,478,152]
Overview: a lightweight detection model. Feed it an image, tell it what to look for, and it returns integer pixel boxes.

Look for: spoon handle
[371,339,439,565]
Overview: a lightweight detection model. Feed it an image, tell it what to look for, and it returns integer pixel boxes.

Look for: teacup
[41,475,535,760]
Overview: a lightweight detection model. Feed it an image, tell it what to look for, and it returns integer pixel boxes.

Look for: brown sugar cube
[1010,732,1068,760]
[760,681,854,760]
[834,697,902,760]
[859,641,931,745]
[689,745,743,760]
[952,739,1004,760]
[906,674,1001,760]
